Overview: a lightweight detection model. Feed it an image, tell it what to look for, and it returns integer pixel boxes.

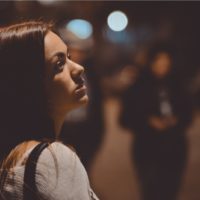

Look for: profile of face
[150,52,172,79]
[44,31,88,114]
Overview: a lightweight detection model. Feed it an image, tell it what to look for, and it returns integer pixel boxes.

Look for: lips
[75,84,87,98]
[74,75,87,97]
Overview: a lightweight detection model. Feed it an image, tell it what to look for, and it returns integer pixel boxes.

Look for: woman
[0,21,99,200]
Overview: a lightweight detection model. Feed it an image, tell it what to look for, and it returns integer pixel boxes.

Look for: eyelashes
[54,59,65,74]
[54,53,71,74]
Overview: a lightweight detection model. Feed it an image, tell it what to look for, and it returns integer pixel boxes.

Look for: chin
[72,94,89,110]
[78,94,89,105]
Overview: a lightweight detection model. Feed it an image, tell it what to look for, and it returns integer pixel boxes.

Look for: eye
[54,58,66,74]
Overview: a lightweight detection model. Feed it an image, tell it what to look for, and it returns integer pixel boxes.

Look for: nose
[71,61,85,80]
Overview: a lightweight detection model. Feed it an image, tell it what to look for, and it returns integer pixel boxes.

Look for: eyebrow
[52,52,66,59]
[48,46,68,62]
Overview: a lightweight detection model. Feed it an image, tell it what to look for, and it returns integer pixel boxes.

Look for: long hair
[0,21,55,162]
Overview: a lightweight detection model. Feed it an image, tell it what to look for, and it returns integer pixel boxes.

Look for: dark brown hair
[0,21,55,162]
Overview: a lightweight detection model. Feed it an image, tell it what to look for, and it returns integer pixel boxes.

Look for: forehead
[44,31,67,61]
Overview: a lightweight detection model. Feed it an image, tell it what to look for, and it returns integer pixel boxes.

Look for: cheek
[50,72,75,104]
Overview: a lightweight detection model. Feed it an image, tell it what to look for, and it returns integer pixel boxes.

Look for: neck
[49,109,68,138]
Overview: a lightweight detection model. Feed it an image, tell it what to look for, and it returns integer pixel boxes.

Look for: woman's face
[44,31,88,113]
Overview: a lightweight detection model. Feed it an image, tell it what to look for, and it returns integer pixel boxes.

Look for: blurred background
[1,1,200,200]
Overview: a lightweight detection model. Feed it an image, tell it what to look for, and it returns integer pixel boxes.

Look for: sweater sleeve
[35,142,98,200]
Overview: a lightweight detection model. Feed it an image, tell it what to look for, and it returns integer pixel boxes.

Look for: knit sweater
[2,142,99,200]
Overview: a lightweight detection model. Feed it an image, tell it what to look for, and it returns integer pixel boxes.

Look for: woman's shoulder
[50,141,76,157]
[6,141,76,168]
[36,141,84,178]
[12,141,76,167]
[3,141,94,200]
[40,141,76,162]
[35,141,92,199]
[36,141,80,180]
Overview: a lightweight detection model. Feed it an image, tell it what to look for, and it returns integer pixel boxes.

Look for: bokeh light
[66,19,93,39]
[107,10,128,32]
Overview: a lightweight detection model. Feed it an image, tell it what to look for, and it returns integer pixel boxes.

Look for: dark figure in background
[120,45,193,200]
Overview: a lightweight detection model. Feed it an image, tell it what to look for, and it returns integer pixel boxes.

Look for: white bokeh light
[66,19,93,39]
[107,10,128,32]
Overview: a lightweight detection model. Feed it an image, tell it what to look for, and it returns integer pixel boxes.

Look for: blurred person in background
[58,26,104,170]
[120,44,193,200]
